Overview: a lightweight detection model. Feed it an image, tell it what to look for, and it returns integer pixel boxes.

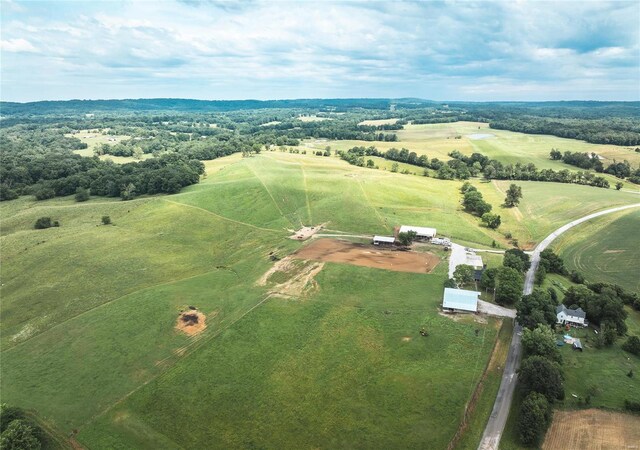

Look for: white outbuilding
[399,225,437,240]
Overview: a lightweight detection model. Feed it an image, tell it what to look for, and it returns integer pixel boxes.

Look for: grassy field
[2,146,637,449]
[1,152,502,449]
[303,121,640,190]
[551,209,640,292]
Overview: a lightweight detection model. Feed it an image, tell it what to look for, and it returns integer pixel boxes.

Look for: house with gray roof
[556,304,588,327]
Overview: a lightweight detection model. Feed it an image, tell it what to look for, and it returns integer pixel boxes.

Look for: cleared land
[67,129,153,164]
[551,209,640,292]
[1,152,500,449]
[302,121,640,190]
[542,409,640,450]
[358,118,399,126]
[293,238,440,273]
[2,139,638,449]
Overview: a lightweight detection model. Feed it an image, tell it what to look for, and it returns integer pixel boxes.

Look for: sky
[1,0,639,102]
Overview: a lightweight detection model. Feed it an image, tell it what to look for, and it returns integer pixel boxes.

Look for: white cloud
[0,0,638,101]
[1,38,37,53]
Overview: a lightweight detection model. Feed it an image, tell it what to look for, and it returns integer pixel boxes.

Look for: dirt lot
[175,309,207,336]
[543,409,640,450]
[292,239,439,274]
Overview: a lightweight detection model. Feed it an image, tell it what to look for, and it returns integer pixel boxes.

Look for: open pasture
[551,209,640,292]
[303,121,640,189]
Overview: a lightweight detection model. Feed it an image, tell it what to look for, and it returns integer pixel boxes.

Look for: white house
[442,288,480,313]
[399,225,436,240]
[556,304,588,327]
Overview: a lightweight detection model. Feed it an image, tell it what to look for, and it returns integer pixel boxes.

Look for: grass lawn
[551,209,640,292]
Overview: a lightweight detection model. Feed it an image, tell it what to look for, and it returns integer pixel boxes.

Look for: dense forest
[1,99,639,202]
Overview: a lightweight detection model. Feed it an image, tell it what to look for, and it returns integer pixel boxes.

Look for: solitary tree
[615,182,624,190]
[504,184,523,207]
[495,266,523,305]
[101,215,112,225]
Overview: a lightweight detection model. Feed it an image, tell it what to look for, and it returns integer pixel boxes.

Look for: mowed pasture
[551,209,640,292]
[2,149,638,449]
[303,121,640,190]
[1,152,502,449]
[542,409,640,450]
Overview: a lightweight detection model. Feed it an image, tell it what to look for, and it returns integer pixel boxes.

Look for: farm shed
[373,235,395,246]
[442,288,480,313]
[557,304,588,327]
[399,225,436,240]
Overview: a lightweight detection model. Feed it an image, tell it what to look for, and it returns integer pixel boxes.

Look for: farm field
[2,146,639,449]
[542,409,640,450]
[302,121,640,190]
[1,152,503,449]
[551,209,640,292]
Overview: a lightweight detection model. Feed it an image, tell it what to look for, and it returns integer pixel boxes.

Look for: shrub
[34,217,54,229]
[74,187,90,202]
[101,215,112,225]
[0,420,41,450]
[0,184,19,201]
[34,187,55,201]
[624,399,640,413]
[622,335,640,356]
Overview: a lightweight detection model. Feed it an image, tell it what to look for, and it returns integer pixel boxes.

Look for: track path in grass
[245,162,297,228]
[478,201,640,450]
[163,199,283,233]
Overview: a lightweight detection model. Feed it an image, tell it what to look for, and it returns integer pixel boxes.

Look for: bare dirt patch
[604,249,625,254]
[292,238,439,273]
[175,309,207,336]
[289,223,327,241]
[542,409,640,450]
[257,256,324,298]
[401,336,412,342]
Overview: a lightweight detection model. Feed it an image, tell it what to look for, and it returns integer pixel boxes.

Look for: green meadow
[1,144,638,449]
[551,209,640,292]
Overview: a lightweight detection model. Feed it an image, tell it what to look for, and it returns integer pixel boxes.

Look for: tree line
[550,149,640,184]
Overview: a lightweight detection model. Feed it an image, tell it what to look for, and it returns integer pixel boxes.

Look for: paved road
[478,202,640,450]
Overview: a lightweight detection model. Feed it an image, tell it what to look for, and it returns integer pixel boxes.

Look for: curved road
[477,202,640,450]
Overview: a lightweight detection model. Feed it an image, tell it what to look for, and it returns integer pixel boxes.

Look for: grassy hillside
[303,121,640,190]
[2,149,638,449]
[551,209,640,292]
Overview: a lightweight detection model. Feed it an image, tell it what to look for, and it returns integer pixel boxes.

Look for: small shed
[572,338,583,351]
[399,225,437,240]
[373,235,395,246]
[442,288,480,313]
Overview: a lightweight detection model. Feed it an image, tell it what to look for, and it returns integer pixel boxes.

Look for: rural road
[477,202,640,450]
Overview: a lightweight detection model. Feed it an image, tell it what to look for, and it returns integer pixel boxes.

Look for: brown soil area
[175,310,206,336]
[292,238,439,273]
[543,409,640,450]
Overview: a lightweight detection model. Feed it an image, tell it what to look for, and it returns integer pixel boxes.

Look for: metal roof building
[442,288,480,313]
[373,235,395,245]
[399,225,437,238]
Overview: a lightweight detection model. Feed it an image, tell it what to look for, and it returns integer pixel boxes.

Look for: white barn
[399,225,436,240]
[556,304,587,327]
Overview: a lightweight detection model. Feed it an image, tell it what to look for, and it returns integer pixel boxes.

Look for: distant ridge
[0,97,638,116]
